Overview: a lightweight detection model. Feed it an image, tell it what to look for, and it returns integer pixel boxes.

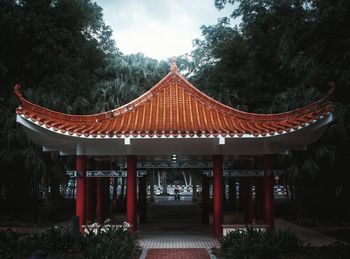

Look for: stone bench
[222,224,269,236]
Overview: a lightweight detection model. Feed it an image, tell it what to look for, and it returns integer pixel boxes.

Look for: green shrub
[36,226,76,255]
[0,226,78,258]
[219,227,304,259]
[0,230,38,258]
[0,223,138,258]
[38,200,72,222]
[82,226,138,259]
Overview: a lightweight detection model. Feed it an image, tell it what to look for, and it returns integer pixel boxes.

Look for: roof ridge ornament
[170,56,178,72]
[328,81,335,94]
[14,84,24,102]
[14,84,21,95]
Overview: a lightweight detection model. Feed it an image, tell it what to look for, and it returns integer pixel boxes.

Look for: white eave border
[16,112,333,140]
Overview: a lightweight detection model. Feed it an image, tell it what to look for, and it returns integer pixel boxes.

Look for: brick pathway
[138,200,218,258]
[139,233,219,248]
[138,201,219,249]
[145,248,210,259]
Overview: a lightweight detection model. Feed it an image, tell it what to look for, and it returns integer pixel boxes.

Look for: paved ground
[138,201,219,249]
[144,248,210,259]
[276,218,343,246]
[138,198,347,258]
[138,223,219,249]
[2,197,345,258]
[138,199,218,258]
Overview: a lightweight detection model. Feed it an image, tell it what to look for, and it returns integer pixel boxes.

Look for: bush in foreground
[82,225,138,259]
[219,227,304,259]
[0,224,138,259]
[0,226,75,258]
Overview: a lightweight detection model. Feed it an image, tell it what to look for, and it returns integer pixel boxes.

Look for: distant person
[174,188,180,201]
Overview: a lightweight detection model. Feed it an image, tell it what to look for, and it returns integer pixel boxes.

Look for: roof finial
[170,56,178,72]
[328,81,335,94]
[14,84,22,97]
[14,84,25,104]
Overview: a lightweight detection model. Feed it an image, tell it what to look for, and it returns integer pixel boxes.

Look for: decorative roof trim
[17,112,332,139]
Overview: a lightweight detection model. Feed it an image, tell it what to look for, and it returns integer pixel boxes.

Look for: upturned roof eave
[14,66,335,138]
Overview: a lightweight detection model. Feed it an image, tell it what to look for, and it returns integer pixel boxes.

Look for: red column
[255,177,264,220]
[139,175,147,223]
[263,155,275,230]
[202,175,210,223]
[213,155,224,238]
[76,155,87,233]
[96,178,105,223]
[86,178,96,223]
[127,155,137,234]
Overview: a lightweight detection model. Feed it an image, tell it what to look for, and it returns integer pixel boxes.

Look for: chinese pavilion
[14,61,334,238]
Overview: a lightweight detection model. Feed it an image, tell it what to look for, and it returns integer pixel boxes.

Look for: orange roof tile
[14,66,334,138]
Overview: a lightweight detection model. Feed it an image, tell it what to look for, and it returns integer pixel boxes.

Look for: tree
[197,0,350,216]
[0,1,172,212]
[92,54,169,112]
[0,0,116,104]
[212,0,350,108]
[0,0,118,212]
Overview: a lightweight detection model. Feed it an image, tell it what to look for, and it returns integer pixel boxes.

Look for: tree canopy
[189,0,350,113]
[187,0,350,215]
[0,0,169,209]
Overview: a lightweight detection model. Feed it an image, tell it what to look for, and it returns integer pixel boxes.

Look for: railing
[83,221,131,235]
[222,224,268,236]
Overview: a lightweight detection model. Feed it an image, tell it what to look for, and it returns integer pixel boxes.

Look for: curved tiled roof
[15,65,334,138]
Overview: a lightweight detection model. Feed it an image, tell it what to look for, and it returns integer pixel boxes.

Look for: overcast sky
[96,0,238,60]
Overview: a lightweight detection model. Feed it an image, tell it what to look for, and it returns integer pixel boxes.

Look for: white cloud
[97,0,238,60]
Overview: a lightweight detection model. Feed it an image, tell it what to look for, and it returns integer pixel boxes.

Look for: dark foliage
[219,228,304,259]
[0,225,138,259]
[183,0,350,219]
[0,226,76,258]
[0,0,169,213]
[82,225,138,259]
[190,0,350,112]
